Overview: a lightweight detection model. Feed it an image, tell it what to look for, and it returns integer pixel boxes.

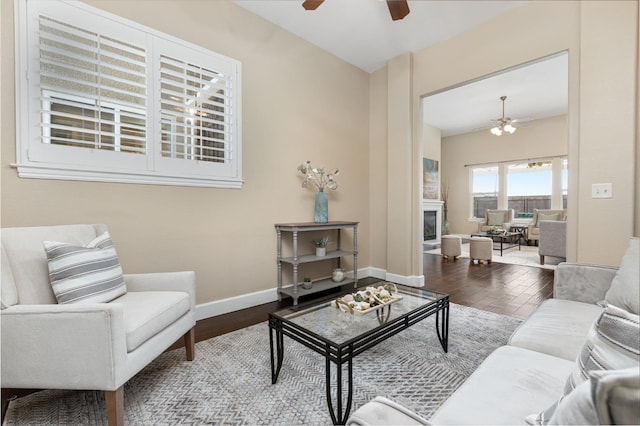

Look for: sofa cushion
[43,232,127,304]
[526,374,598,426]
[429,345,574,425]
[1,245,19,309]
[603,237,639,315]
[347,396,429,425]
[564,304,639,394]
[113,290,191,352]
[508,299,604,361]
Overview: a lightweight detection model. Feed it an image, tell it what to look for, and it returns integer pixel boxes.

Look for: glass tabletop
[271,283,447,345]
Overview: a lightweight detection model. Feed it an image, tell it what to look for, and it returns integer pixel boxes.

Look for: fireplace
[424,211,437,241]
[423,200,443,242]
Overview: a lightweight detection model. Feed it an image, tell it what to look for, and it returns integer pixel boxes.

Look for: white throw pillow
[603,237,639,315]
[564,304,639,394]
[487,211,506,226]
[527,367,640,426]
[536,212,561,226]
[43,232,127,304]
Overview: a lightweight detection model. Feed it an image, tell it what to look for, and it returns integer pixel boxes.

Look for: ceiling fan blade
[386,0,410,21]
[302,0,324,11]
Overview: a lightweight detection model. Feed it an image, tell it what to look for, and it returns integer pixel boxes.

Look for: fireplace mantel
[423,200,443,242]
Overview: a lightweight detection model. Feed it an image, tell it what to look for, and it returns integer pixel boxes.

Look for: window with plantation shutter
[15,0,242,188]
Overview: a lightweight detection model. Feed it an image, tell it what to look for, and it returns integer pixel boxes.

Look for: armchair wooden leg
[105,387,124,426]
[184,327,195,361]
[540,255,545,265]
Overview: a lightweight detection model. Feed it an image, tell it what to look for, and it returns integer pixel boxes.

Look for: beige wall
[442,115,568,235]
[2,0,638,313]
[403,0,637,268]
[368,68,388,270]
[0,0,370,307]
[422,124,442,193]
[577,1,638,261]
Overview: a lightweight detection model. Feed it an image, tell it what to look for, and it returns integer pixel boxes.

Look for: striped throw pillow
[43,232,127,304]
[564,303,639,394]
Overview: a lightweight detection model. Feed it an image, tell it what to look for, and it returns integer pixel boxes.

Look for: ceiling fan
[302,0,410,21]
[489,96,530,136]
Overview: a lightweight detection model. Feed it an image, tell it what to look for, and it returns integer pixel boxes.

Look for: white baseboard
[195,267,424,320]
[385,272,424,287]
[195,287,278,320]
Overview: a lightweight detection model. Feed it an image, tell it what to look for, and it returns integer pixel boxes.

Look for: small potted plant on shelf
[302,276,313,290]
[312,237,329,257]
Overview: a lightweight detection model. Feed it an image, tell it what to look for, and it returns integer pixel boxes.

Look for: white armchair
[477,209,514,232]
[527,209,566,244]
[539,220,567,265]
[1,224,196,425]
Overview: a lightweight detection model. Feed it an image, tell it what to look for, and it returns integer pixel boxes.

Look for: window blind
[39,15,147,154]
[159,55,232,163]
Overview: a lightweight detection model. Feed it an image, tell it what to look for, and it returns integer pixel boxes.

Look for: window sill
[12,163,244,189]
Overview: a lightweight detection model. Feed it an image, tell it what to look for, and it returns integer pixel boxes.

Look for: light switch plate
[592,183,613,198]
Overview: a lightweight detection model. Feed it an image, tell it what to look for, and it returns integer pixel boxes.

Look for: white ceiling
[233,0,526,73]
[233,0,568,136]
[423,53,569,137]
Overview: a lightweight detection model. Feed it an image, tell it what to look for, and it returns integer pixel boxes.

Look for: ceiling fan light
[504,124,516,134]
[490,126,502,136]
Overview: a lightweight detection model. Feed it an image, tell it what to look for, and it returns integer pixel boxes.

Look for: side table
[510,225,528,245]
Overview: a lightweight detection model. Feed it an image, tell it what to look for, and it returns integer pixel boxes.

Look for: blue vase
[314,191,328,223]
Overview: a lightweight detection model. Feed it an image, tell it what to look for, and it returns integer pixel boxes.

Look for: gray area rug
[5,303,522,425]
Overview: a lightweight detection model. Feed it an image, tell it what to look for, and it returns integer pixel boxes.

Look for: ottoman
[470,236,492,264]
[441,235,462,260]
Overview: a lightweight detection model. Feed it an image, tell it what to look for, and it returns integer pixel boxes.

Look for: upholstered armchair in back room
[539,220,567,265]
[477,209,514,232]
[528,209,567,244]
[1,224,196,426]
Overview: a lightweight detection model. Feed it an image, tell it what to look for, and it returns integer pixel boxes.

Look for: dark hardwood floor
[191,253,554,344]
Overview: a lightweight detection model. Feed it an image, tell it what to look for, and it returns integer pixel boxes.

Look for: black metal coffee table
[268,284,449,425]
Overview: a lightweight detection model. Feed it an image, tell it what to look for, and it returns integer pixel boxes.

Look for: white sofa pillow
[536,212,561,226]
[487,211,506,226]
[527,367,640,426]
[603,237,639,315]
[564,304,639,394]
[43,232,127,304]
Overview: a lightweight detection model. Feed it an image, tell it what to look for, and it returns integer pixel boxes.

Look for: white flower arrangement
[297,161,339,192]
[334,283,399,314]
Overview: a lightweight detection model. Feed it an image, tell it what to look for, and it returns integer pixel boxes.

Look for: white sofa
[348,237,640,425]
[1,224,196,425]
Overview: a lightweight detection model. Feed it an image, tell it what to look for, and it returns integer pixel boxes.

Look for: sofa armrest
[1,303,127,390]
[554,263,618,303]
[347,396,430,425]
[124,271,196,308]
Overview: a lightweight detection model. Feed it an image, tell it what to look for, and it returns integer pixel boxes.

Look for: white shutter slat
[159,53,234,164]
[40,16,146,59]
[40,91,146,115]
[39,13,148,155]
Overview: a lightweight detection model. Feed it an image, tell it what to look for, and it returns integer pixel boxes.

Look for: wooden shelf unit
[275,221,358,305]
